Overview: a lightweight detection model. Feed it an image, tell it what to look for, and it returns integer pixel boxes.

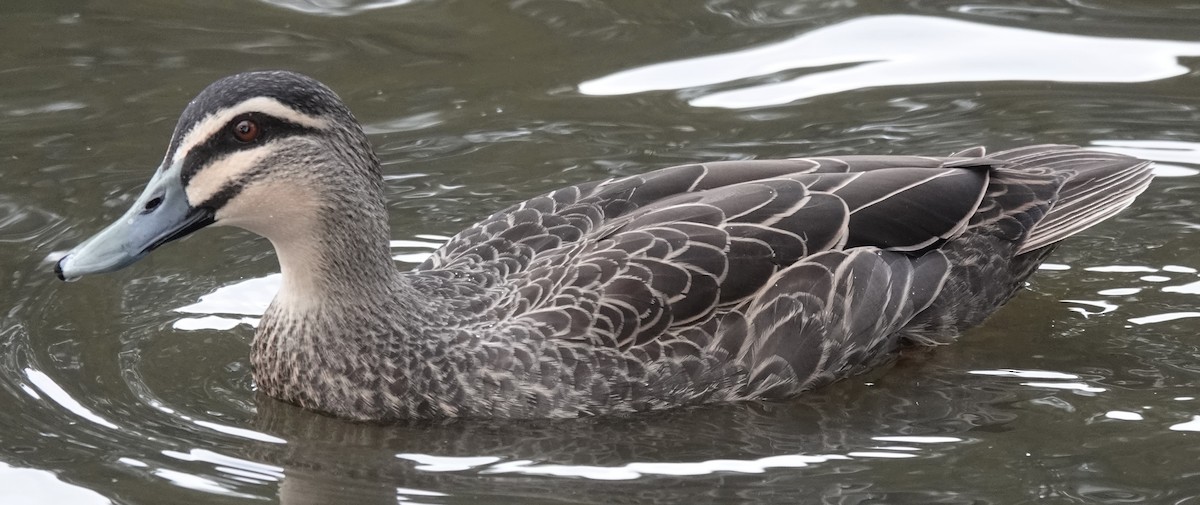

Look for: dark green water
[3,0,1200,503]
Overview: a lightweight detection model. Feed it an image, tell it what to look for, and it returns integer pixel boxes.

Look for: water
[3,0,1200,503]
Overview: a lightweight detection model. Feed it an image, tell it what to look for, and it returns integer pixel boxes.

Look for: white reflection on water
[872,435,962,444]
[1163,281,1200,295]
[1074,259,1200,326]
[1097,287,1141,296]
[969,369,1078,380]
[395,437,965,481]
[579,15,1200,109]
[1093,140,1200,177]
[1060,299,1118,318]
[151,468,257,498]
[24,368,119,430]
[1129,312,1200,325]
[1084,265,1158,273]
[1162,265,1199,274]
[0,462,111,505]
[172,237,445,331]
[1020,382,1106,394]
[1105,410,1144,421]
[480,454,852,480]
[970,369,1107,394]
[191,420,287,444]
[395,454,503,472]
[161,449,285,483]
[257,0,412,17]
[141,449,283,499]
[176,275,278,319]
[1039,255,1200,327]
[1169,416,1200,432]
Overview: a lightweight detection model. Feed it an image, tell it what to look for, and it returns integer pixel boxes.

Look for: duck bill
[55,160,214,281]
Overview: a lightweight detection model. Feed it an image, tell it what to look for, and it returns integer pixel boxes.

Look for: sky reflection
[580,15,1200,109]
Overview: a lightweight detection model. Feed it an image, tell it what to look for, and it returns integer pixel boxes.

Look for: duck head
[55,71,379,282]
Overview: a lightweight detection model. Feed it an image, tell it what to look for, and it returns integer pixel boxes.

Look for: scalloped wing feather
[408,146,1151,412]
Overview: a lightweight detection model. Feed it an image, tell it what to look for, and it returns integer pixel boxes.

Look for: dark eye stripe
[180,113,316,187]
[195,179,246,213]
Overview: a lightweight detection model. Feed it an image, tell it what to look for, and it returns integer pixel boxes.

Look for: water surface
[3,0,1200,503]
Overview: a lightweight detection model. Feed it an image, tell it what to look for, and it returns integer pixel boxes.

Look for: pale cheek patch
[185,146,275,207]
[215,177,320,246]
[172,96,329,164]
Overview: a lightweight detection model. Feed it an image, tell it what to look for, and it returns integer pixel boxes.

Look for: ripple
[0,462,111,505]
[968,369,1109,394]
[161,448,285,482]
[1092,139,1200,177]
[1104,410,1144,421]
[1020,382,1107,394]
[388,434,964,481]
[469,447,934,480]
[190,420,286,444]
[1168,416,1200,432]
[175,275,278,318]
[0,196,66,245]
[1098,288,1141,296]
[580,15,1200,108]
[151,468,257,499]
[255,0,414,16]
[969,369,1080,380]
[24,368,119,430]
[1129,312,1200,325]
[1062,299,1119,317]
[395,454,503,473]
[1072,259,1200,325]
[1163,281,1200,294]
[3,101,87,117]
[1084,265,1158,273]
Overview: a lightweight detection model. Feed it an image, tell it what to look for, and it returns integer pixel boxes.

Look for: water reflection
[256,0,414,17]
[241,382,1011,504]
[580,15,1200,108]
[1094,140,1200,177]
[0,462,110,505]
[1,349,1024,503]
[23,368,120,430]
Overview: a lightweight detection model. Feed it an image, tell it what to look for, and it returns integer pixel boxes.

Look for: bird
[55,70,1154,421]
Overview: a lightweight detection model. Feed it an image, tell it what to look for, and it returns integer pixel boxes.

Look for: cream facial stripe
[171,96,329,165]
[184,145,277,207]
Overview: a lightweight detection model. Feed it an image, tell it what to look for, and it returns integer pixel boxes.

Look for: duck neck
[271,198,402,312]
[254,141,411,314]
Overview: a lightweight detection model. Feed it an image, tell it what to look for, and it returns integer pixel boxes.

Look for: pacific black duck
[56,71,1154,420]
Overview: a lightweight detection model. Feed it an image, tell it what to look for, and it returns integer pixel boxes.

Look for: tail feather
[980,145,1153,254]
[897,145,1153,342]
[1018,157,1153,254]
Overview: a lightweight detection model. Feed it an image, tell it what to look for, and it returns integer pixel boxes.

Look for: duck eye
[232,119,260,143]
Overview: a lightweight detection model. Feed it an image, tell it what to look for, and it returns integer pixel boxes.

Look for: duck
[55,70,1154,421]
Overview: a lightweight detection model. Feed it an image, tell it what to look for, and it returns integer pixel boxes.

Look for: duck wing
[418,155,997,275]
[408,146,1151,413]
[417,156,994,353]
